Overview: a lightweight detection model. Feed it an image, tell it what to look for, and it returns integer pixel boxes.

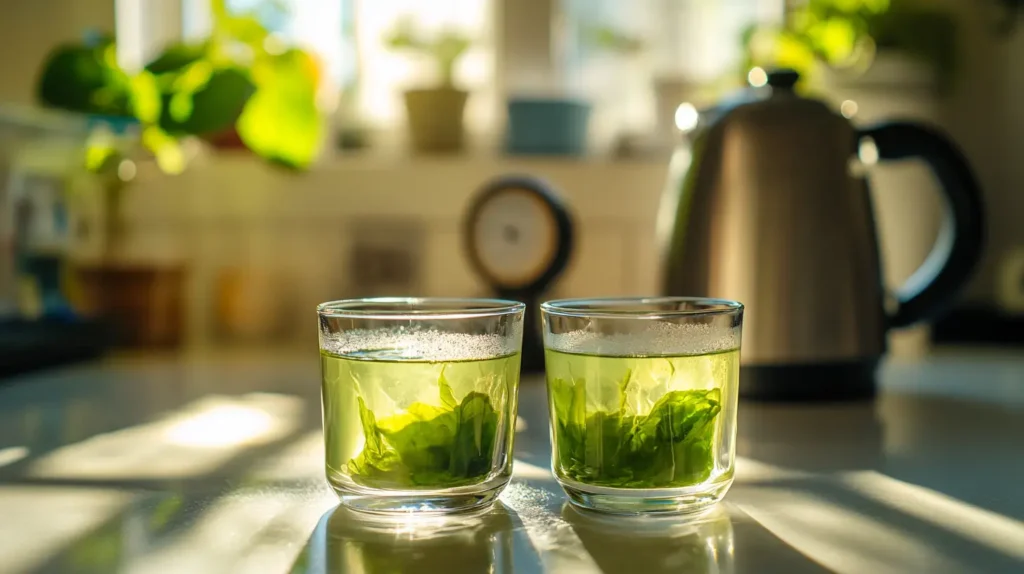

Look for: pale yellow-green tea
[545,348,739,489]
[321,350,520,491]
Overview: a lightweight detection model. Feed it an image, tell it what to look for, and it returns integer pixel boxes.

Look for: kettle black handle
[857,122,985,329]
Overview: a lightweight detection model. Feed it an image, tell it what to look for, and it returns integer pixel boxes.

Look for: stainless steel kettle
[659,69,985,401]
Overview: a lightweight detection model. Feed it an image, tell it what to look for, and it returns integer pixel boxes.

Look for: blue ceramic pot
[506,98,590,156]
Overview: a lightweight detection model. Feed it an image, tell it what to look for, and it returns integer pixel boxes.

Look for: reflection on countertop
[0,349,1023,573]
[295,502,522,574]
[560,504,736,574]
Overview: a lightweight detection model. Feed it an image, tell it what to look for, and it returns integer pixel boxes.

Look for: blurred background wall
[1,0,1021,353]
[0,0,117,106]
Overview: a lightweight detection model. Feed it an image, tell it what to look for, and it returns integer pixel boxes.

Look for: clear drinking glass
[540,297,743,514]
[318,298,525,513]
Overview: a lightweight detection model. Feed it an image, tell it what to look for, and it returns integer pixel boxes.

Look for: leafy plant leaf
[236,49,322,169]
[145,42,208,75]
[449,392,500,478]
[438,365,458,410]
[155,64,254,136]
[142,126,185,174]
[37,37,133,117]
[384,19,472,87]
[347,373,504,489]
[379,408,458,480]
[550,378,722,488]
[616,369,633,412]
[129,72,162,124]
[347,397,407,484]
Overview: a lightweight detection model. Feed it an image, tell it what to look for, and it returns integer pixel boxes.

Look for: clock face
[471,188,559,289]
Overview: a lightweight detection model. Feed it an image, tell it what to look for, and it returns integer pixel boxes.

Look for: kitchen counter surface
[0,349,1022,574]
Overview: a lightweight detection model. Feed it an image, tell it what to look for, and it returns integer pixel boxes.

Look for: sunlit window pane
[181,0,493,130]
[558,0,782,146]
[183,0,350,87]
[169,0,779,142]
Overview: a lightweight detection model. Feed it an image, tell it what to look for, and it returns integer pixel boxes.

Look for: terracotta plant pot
[403,87,468,153]
[73,263,187,349]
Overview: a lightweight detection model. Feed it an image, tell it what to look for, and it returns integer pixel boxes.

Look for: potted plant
[34,0,324,347]
[138,0,324,171]
[386,19,472,153]
[505,23,644,157]
[32,34,184,347]
[741,0,956,90]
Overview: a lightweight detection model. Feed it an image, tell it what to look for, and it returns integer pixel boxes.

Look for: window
[559,0,783,145]
[179,0,494,129]
[350,0,494,127]
[181,0,349,86]
[120,0,780,145]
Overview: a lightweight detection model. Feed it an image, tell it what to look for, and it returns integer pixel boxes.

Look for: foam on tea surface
[546,320,740,357]
[320,328,517,361]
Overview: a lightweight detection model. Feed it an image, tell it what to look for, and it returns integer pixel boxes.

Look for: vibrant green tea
[321,350,520,491]
[545,349,739,489]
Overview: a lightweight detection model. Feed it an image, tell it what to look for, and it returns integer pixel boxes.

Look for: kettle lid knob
[766,69,800,91]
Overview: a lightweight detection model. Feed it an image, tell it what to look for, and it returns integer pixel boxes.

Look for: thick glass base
[329,474,510,515]
[559,476,733,516]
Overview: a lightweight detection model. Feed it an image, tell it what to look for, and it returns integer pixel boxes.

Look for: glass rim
[540,297,743,320]
[317,297,526,320]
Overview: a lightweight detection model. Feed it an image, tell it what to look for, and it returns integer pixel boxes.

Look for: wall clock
[464,176,574,372]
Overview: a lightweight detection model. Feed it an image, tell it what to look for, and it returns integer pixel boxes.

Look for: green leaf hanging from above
[236,49,323,169]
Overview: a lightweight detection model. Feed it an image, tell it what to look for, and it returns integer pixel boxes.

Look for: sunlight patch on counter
[734,486,953,574]
[841,471,1024,561]
[164,403,277,448]
[249,430,324,482]
[512,460,554,482]
[0,446,29,469]
[121,489,336,574]
[0,486,136,574]
[734,456,812,483]
[498,481,599,573]
[29,393,303,481]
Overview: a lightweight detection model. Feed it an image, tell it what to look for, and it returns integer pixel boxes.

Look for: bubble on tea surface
[320,328,515,361]
[546,320,740,357]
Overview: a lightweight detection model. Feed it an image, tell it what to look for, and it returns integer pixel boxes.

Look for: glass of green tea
[317,298,525,514]
[540,297,743,515]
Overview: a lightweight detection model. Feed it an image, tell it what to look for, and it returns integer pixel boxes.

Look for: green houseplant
[38,0,323,176]
[503,23,643,157]
[386,19,472,153]
[138,0,324,171]
[36,0,324,253]
[34,0,323,346]
[743,0,956,91]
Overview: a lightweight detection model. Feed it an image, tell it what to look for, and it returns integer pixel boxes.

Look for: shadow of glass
[738,401,884,473]
[877,392,1024,521]
[290,502,533,574]
[561,503,734,574]
[735,476,1024,573]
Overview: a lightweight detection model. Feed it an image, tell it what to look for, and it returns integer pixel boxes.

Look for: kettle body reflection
[660,70,985,401]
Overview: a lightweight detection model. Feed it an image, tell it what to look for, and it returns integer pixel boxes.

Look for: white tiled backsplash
[74,155,668,346]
